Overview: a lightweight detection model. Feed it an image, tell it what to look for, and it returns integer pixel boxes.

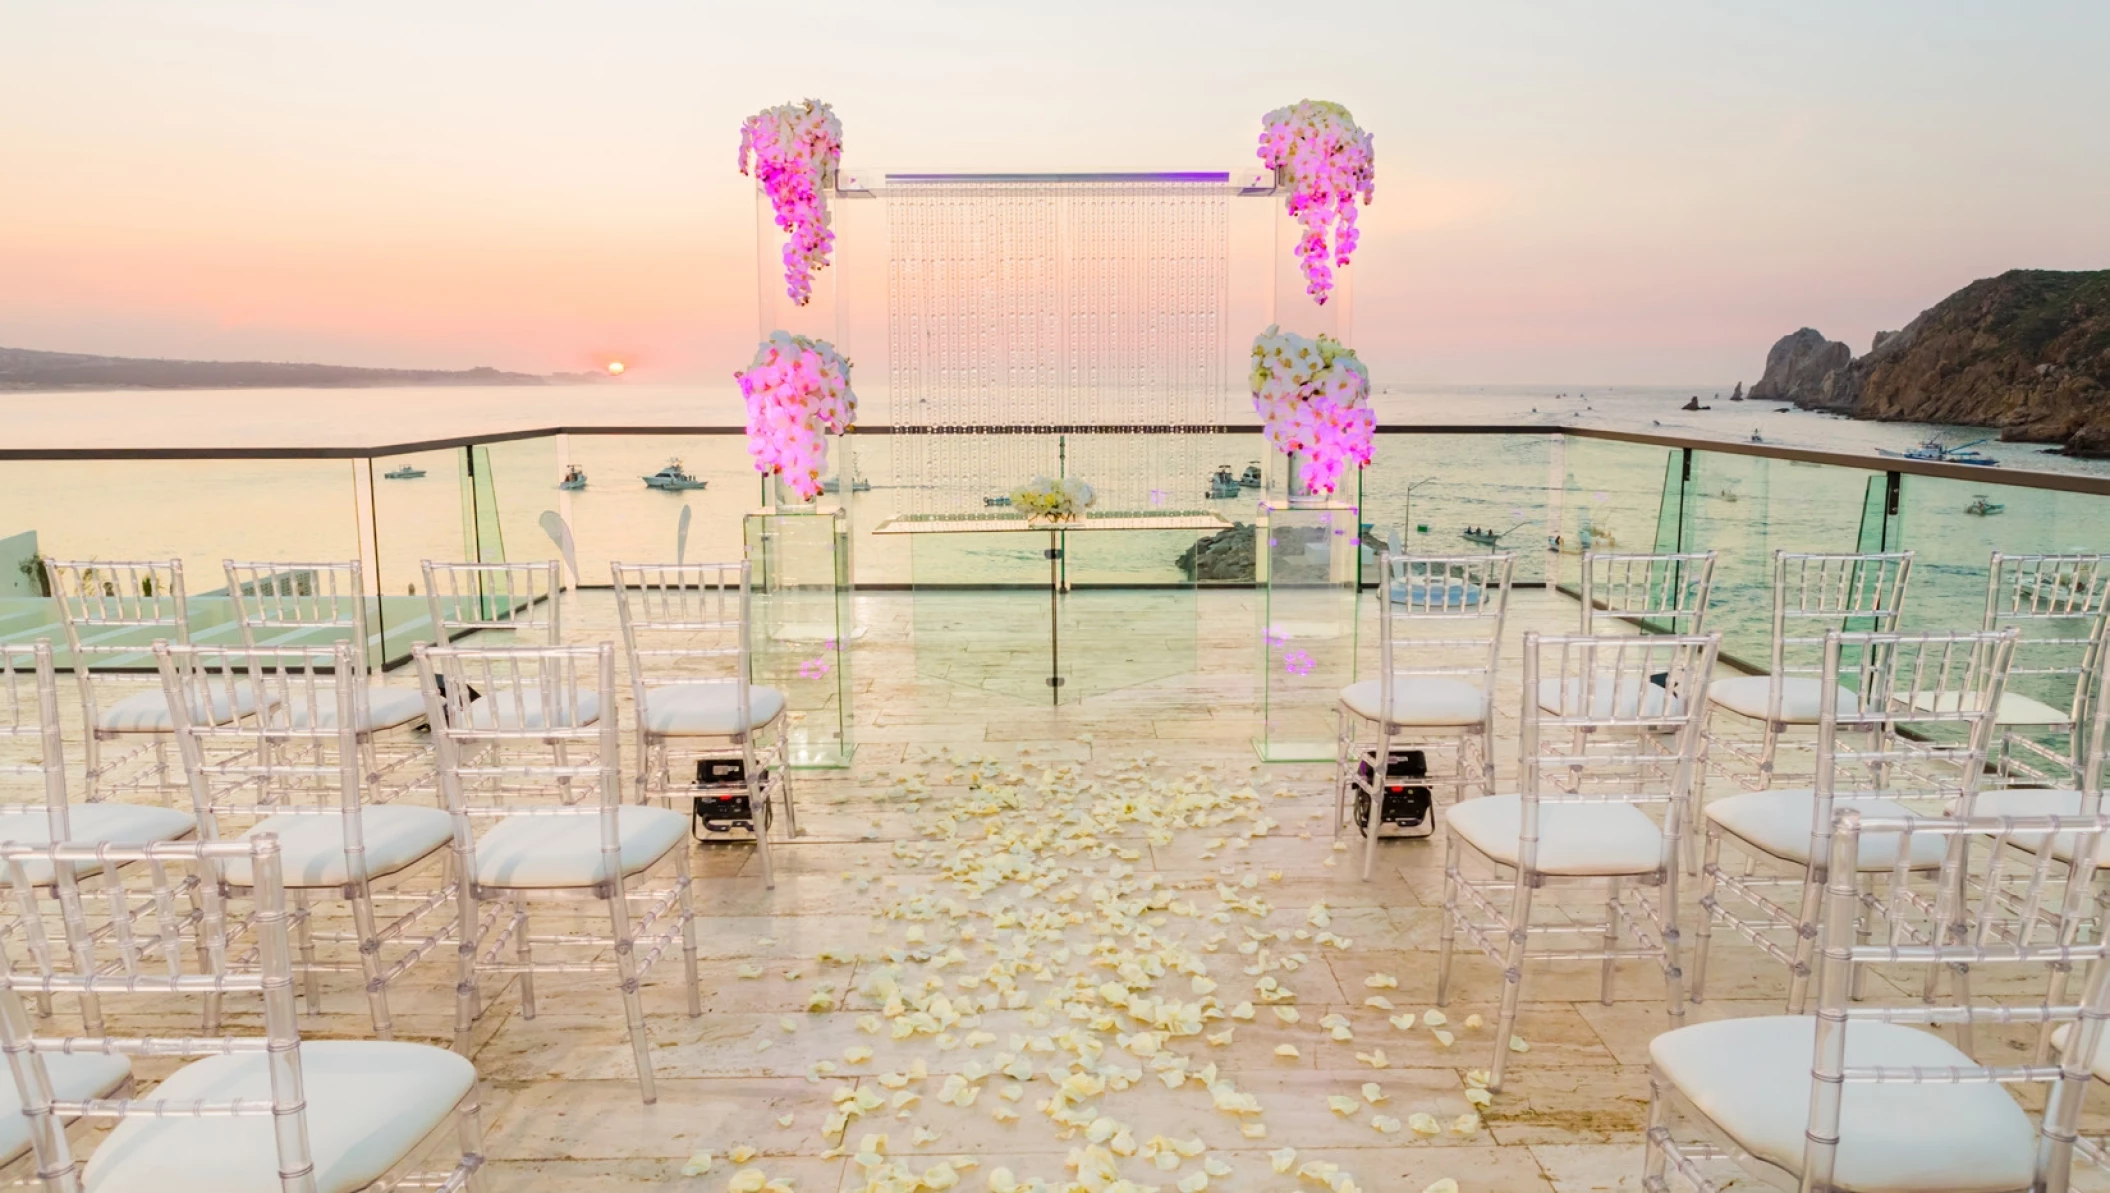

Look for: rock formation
[1748,270,2110,455]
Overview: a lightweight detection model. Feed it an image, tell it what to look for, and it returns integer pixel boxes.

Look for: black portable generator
[692,758,770,838]
[1353,748,1434,839]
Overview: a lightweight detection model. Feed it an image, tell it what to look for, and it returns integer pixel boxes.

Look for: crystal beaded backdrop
[883,174,1231,512]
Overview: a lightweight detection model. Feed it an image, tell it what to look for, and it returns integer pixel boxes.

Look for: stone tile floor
[12,587,2110,1192]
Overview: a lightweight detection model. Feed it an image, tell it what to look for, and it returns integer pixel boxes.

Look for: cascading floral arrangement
[736,332,857,500]
[1250,324,1374,496]
[1257,100,1375,306]
[1010,476,1096,524]
[739,99,843,306]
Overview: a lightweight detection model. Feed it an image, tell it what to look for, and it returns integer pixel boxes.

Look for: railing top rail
[2,423,2104,497]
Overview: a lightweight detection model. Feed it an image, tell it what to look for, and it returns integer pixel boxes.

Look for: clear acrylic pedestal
[1254,500,1361,762]
[743,504,855,768]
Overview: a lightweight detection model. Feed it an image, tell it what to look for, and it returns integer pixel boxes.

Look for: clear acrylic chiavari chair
[1691,627,2018,1012]
[1645,807,2110,1193]
[1438,629,1721,1091]
[222,560,428,788]
[416,641,700,1104]
[1336,552,1514,882]
[0,835,487,1193]
[1538,550,1716,716]
[43,558,237,802]
[612,561,794,888]
[155,640,457,1039]
[422,560,600,729]
[1973,552,2110,786]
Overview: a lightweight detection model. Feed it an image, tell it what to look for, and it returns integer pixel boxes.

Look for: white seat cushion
[96,683,267,734]
[279,685,427,733]
[1534,675,1686,719]
[1706,675,1859,724]
[1651,1016,2036,1193]
[1339,677,1489,727]
[1444,794,1666,876]
[0,803,197,884]
[218,805,455,888]
[0,1051,133,1166]
[83,1040,475,1193]
[641,683,785,737]
[471,805,688,889]
[1959,788,2108,864]
[1706,789,1948,870]
[466,686,603,730]
[1910,689,2072,727]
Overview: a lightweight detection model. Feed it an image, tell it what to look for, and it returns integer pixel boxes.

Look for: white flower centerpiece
[1009,476,1096,526]
[1250,324,1373,505]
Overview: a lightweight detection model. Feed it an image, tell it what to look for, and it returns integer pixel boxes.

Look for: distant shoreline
[0,346,615,392]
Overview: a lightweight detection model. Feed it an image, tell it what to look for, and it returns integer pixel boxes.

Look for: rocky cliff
[1749,270,2110,454]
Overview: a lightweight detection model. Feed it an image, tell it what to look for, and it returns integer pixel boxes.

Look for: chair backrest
[421,560,564,646]
[1576,550,1716,635]
[611,560,754,717]
[1983,553,2110,726]
[1807,807,2110,1193]
[0,640,68,835]
[0,836,309,1186]
[1802,628,2017,863]
[222,559,373,667]
[1517,630,1721,867]
[1765,550,1913,691]
[1377,552,1513,710]
[155,641,375,864]
[43,559,189,666]
[415,643,621,883]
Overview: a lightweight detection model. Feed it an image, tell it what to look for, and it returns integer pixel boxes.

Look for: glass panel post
[1255,499,1360,762]
[744,503,855,767]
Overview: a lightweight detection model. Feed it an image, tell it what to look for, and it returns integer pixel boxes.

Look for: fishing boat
[1875,437,2001,467]
[1461,528,1502,547]
[642,459,707,491]
[1238,462,1262,489]
[559,465,588,491]
[1749,429,1763,444]
[1964,495,2005,516]
[821,471,871,494]
[382,465,426,480]
[983,495,1012,507]
[1206,465,1240,499]
[1714,488,1740,503]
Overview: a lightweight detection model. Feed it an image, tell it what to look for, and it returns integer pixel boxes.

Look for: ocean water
[4,381,2107,703]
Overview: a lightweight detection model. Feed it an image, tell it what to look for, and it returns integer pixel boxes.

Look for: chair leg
[606,887,656,1104]
[1489,873,1536,1093]
[350,882,395,1040]
[1659,873,1687,1027]
[1435,837,1460,1007]
[1600,877,1621,1006]
[1641,1068,1673,1193]
[455,1082,490,1193]
[1784,864,1824,1015]
[452,880,480,1055]
[1686,727,1713,877]
[752,768,776,891]
[1690,828,1722,1003]
[1332,707,1354,838]
[676,845,702,1019]
[777,740,800,839]
[513,898,536,1020]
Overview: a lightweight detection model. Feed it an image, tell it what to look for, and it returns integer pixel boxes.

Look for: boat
[821,471,871,494]
[1548,523,1619,554]
[559,465,587,491]
[1207,465,1240,499]
[1875,437,2001,467]
[642,459,708,491]
[1714,489,1740,503]
[1238,463,1262,489]
[382,465,426,480]
[1749,429,1763,444]
[983,495,1012,507]
[1461,528,1501,546]
[1964,495,2005,516]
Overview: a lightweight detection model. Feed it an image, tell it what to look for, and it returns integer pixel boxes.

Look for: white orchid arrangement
[1010,476,1096,524]
[736,332,857,499]
[1250,325,1374,496]
[739,99,843,306]
[1257,100,1375,306]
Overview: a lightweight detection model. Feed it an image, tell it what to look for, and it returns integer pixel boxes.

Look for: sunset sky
[3,2,2105,387]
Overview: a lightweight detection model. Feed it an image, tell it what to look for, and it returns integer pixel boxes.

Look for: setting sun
[605,361,625,375]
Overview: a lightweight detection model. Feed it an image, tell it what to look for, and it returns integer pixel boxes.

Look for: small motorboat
[1239,462,1263,489]
[1714,488,1740,503]
[1461,527,1502,547]
[382,465,426,480]
[821,471,872,494]
[1876,438,2000,467]
[559,465,588,491]
[1207,465,1240,499]
[642,459,708,491]
[983,495,1013,507]
[1964,495,2005,516]
[1749,429,1763,444]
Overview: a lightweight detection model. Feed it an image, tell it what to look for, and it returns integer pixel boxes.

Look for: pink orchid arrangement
[1257,100,1375,306]
[737,332,857,499]
[739,99,843,306]
[1251,324,1374,496]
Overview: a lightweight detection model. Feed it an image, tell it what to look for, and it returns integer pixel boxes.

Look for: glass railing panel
[366,448,469,665]
[1549,435,1675,594]
[1685,448,1881,669]
[0,458,360,667]
[1365,432,1556,585]
[553,434,752,584]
